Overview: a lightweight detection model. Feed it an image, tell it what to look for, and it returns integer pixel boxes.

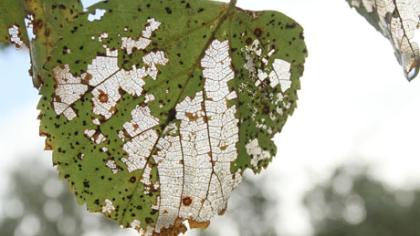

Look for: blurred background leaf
[305,165,420,236]
[0,156,137,236]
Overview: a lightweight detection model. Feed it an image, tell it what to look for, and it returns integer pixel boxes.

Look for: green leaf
[34,0,307,234]
[347,0,420,81]
[24,0,84,87]
[0,0,28,47]
[0,0,84,86]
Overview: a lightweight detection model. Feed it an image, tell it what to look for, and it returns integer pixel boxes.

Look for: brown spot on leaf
[44,139,53,150]
[153,218,187,236]
[98,90,109,103]
[220,145,228,151]
[39,130,50,137]
[33,19,43,33]
[254,28,263,37]
[188,219,210,230]
[182,196,192,206]
[82,73,92,83]
[109,106,117,113]
[186,112,199,121]
[218,206,227,215]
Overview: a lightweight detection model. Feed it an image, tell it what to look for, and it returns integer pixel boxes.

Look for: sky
[1,0,420,236]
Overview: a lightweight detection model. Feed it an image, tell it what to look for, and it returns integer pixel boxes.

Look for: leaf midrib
[119,0,237,227]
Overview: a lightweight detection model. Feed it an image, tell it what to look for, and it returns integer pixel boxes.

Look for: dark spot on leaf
[263,105,270,114]
[167,108,176,122]
[285,22,297,29]
[182,196,192,206]
[165,7,172,14]
[254,28,263,37]
[145,217,153,224]
[245,37,253,45]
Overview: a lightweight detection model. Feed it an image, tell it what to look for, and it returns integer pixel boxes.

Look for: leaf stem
[228,0,238,11]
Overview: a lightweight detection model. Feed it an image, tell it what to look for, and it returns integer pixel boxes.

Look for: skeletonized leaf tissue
[347,0,420,81]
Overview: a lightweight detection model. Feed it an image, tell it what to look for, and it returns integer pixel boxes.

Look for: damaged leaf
[1,0,307,235]
[347,0,420,81]
[0,0,28,47]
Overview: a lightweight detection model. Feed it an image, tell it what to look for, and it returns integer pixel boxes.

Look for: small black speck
[165,7,172,14]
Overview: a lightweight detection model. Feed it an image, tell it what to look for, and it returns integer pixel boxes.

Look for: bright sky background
[1,0,420,236]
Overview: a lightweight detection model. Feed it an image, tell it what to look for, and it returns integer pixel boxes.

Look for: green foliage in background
[306,165,420,236]
[0,158,126,236]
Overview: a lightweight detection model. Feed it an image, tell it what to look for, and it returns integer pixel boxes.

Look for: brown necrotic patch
[98,90,109,103]
[182,197,192,206]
